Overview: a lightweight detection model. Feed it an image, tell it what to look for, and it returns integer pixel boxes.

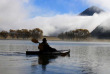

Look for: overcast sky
[0,0,110,35]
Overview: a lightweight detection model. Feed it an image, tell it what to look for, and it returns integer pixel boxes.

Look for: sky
[1,0,110,36]
[26,0,89,17]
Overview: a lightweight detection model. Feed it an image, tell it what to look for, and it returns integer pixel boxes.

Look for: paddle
[31,38,39,43]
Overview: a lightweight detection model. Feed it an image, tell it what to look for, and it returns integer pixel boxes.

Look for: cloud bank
[87,0,110,11]
[25,13,110,36]
[0,0,110,36]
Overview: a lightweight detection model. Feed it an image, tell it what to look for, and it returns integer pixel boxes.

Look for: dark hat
[42,38,47,42]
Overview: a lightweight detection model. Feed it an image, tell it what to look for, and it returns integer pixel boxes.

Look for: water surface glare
[0,40,110,74]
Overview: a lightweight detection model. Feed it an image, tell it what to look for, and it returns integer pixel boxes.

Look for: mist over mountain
[48,6,106,36]
[79,6,104,16]
[91,18,110,39]
[91,25,110,38]
[79,6,110,39]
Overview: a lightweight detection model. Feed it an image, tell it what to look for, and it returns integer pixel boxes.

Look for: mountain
[79,6,104,16]
[91,25,110,39]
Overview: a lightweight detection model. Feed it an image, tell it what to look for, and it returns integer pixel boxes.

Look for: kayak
[26,49,70,56]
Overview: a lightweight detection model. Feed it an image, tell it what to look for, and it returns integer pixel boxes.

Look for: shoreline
[1,37,110,42]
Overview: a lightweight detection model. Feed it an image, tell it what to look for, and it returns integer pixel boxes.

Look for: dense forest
[58,29,90,40]
[0,28,43,39]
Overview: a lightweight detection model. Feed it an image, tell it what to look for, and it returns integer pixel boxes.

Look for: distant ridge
[79,6,104,16]
[91,25,110,39]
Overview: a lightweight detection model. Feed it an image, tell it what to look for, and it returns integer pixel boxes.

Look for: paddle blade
[31,38,39,43]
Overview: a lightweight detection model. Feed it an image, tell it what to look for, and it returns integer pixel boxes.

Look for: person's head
[42,38,47,43]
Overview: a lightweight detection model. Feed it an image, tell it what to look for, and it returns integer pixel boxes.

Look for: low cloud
[0,0,110,36]
[86,0,110,11]
[13,13,110,36]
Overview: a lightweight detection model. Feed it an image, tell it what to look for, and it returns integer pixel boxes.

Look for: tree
[0,31,8,39]
[74,29,90,40]
[16,30,22,39]
[0,28,43,40]
[58,29,90,40]
[31,28,43,39]
[9,29,16,39]
[21,29,30,39]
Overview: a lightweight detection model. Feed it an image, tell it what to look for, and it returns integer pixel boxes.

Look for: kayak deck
[26,49,70,55]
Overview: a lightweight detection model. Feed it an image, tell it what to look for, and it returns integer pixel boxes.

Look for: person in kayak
[38,38,57,52]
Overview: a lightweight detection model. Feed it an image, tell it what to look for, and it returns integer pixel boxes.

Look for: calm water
[0,40,110,74]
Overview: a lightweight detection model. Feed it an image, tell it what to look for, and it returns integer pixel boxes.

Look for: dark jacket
[38,42,56,52]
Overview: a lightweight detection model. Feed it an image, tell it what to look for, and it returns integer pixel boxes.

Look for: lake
[0,40,110,74]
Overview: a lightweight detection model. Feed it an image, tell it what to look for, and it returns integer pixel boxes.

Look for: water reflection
[38,55,58,71]
[30,54,70,72]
